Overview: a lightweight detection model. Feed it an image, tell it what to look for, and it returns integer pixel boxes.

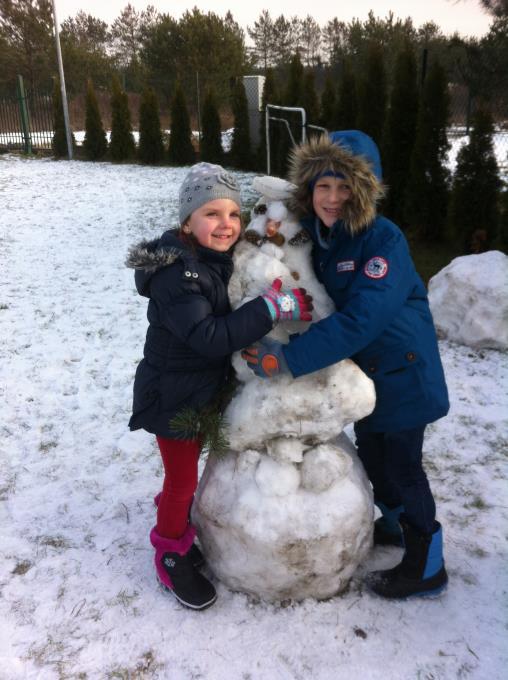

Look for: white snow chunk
[266,437,305,464]
[254,456,300,497]
[193,433,373,602]
[252,175,296,201]
[226,361,375,451]
[301,444,352,492]
[428,250,508,350]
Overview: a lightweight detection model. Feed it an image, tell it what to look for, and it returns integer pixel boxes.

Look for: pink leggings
[155,436,201,538]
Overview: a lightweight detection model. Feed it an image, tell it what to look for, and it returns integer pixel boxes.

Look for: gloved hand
[261,278,313,323]
[241,338,290,379]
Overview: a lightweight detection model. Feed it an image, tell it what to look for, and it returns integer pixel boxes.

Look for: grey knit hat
[178,162,242,224]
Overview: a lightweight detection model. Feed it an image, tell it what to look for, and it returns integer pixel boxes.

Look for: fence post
[17,75,32,154]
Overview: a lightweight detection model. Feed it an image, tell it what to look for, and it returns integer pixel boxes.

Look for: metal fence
[0,76,53,152]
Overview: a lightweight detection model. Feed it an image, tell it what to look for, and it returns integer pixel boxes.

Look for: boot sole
[156,575,217,611]
[366,573,448,600]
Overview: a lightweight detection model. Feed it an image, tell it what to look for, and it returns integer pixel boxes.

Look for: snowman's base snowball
[192,433,373,602]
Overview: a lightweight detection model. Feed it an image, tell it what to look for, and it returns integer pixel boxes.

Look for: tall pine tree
[258,68,278,172]
[356,42,387,146]
[138,87,164,164]
[448,108,501,253]
[497,185,508,254]
[334,61,357,130]
[284,53,304,107]
[302,71,319,126]
[83,79,107,160]
[52,78,68,158]
[200,89,223,164]
[382,43,419,226]
[405,60,450,242]
[320,74,336,129]
[230,79,251,169]
[167,82,195,165]
[109,76,135,162]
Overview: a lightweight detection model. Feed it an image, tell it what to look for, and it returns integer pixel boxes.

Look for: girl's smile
[184,199,241,251]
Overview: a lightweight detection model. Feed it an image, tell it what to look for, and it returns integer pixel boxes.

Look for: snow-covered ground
[0,155,507,679]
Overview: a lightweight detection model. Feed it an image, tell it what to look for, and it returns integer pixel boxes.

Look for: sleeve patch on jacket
[364,256,388,279]
[337,260,355,273]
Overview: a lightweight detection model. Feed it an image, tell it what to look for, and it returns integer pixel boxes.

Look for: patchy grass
[39,440,58,452]
[465,495,490,510]
[407,234,461,285]
[12,560,32,575]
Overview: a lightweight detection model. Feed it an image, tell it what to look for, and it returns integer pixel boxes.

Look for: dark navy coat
[127,230,273,438]
[283,215,450,433]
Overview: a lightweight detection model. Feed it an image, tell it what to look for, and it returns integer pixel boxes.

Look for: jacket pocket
[356,345,427,407]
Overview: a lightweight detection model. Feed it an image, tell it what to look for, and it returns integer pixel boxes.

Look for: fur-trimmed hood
[125,230,185,297]
[125,237,182,274]
[288,131,385,234]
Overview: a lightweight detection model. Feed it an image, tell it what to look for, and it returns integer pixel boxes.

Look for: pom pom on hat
[179,162,242,224]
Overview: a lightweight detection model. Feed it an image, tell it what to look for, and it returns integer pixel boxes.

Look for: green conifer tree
[382,43,419,225]
[273,53,305,177]
[405,61,450,242]
[138,87,164,164]
[497,185,508,254]
[167,82,195,166]
[83,79,107,161]
[302,71,319,126]
[200,89,223,164]
[230,79,251,169]
[357,43,387,147]
[109,76,135,162]
[258,68,278,172]
[284,53,304,107]
[52,79,72,158]
[320,74,336,129]
[448,108,501,253]
[333,61,357,130]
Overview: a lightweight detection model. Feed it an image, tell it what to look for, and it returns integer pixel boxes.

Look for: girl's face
[184,199,241,251]
[312,176,352,228]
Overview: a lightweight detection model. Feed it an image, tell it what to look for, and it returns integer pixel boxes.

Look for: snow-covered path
[0,156,506,679]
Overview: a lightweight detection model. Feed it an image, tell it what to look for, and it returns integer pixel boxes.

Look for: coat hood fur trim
[288,135,385,234]
[125,238,183,274]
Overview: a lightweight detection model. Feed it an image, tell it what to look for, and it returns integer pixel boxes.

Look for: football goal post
[265,104,327,175]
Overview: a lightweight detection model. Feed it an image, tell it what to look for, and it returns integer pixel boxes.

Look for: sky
[53,0,494,38]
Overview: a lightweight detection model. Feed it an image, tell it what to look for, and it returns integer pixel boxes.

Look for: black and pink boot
[149,525,217,610]
[153,493,205,568]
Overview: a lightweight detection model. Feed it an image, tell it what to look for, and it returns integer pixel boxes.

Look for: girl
[126,163,312,610]
[242,132,450,599]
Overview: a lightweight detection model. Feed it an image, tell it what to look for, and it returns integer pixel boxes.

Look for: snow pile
[428,250,508,350]
[193,176,375,602]
[194,434,372,601]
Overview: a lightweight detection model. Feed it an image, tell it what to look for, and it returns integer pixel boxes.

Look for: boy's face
[312,176,352,228]
[185,199,241,251]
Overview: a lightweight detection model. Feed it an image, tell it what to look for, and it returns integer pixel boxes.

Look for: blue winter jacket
[284,131,449,432]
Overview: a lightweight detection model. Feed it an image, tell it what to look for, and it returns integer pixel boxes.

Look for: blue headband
[309,170,346,190]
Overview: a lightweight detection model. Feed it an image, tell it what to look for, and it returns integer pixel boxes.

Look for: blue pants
[354,425,436,534]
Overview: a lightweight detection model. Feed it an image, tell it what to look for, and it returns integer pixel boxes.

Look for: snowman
[192,176,377,601]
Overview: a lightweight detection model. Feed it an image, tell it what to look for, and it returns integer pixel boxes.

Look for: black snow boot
[366,515,448,599]
[150,526,217,610]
